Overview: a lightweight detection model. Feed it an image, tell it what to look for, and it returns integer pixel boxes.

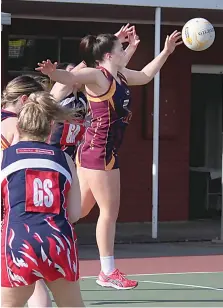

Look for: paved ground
[76,219,221,244]
[78,241,223,260]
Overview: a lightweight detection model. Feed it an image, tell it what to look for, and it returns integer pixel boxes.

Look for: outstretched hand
[115,23,135,43]
[35,59,57,75]
[164,31,182,55]
[127,26,140,48]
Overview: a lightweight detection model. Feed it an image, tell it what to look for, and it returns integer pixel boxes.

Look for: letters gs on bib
[25,169,61,214]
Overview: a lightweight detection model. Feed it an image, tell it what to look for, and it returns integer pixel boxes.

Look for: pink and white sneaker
[96,269,138,290]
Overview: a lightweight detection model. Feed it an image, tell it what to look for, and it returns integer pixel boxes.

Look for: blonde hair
[18,91,79,141]
[1,75,45,108]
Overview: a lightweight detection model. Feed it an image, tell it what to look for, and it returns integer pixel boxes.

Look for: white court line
[139,280,223,292]
[82,271,223,279]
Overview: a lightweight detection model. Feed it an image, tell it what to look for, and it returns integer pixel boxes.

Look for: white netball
[182,18,215,51]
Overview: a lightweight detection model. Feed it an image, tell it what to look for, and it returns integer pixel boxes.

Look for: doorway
[189,65,222,219]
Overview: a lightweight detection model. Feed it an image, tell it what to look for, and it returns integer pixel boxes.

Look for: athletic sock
[100,256,115,275]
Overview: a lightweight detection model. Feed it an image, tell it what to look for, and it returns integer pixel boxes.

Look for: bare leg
[84,168,137,289]
[77,166,96,218]
[1,284,35,308]
[86,169,120,257]
[46,278,84,307]
[27,279,52,307]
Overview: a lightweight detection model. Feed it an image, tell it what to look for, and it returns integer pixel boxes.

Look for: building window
[8,36,82,78]
[8,36,59,77]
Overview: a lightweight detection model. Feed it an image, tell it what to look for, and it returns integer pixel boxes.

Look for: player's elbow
[140,71,154,85]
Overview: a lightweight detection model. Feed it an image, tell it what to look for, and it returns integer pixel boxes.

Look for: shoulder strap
[1,110,17,121]
[117,71,127,85]
[1,134,11,150]
[97,66,113,82]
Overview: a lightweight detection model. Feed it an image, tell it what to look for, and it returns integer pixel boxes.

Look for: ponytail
[80,33,118,67]
[18,91,80,141]
[79,35,97,67]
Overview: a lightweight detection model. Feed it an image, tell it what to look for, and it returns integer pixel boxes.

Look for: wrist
[119,38,126,44]
[128,43,137,49]
[47,70,55,78]
[162,48,171,57]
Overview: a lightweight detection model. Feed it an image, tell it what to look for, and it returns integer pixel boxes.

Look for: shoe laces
[114,269,127,281]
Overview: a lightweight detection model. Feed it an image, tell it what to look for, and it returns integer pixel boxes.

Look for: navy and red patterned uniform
[1,141,79,287]
[1,109,18,221]
[50,91,89,160]
[76,67,132,170]
[1,109,17,150]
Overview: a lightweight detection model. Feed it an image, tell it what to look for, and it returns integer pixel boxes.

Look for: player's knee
[81,198,95,218]
[99,207,119,222]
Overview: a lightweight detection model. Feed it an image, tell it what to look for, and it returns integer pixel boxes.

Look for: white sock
[100,256,115,275]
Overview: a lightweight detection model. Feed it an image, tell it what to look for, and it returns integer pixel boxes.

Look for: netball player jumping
[36,28,182,290]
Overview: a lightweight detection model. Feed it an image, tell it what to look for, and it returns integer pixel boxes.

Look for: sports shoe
[96,269,138,290]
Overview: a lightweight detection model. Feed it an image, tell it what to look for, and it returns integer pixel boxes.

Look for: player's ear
[20,95,28,105]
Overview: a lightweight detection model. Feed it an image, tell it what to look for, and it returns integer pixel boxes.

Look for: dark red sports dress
[76,67,132,170]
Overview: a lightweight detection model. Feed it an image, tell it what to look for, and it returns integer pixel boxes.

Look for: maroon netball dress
[76,67,132,170]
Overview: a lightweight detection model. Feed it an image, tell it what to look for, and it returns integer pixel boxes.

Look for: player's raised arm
[36,60,102,87]
[115,24,140,67]
[122,30,182,86]
[50,61,87,102]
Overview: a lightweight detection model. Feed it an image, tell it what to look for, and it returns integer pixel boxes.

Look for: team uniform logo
[25,169,60,214]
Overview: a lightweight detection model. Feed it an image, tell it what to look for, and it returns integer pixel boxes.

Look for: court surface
[80,272,223,307]
[59,242,223,306]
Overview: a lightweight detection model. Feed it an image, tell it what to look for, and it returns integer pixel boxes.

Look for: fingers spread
[176,40,183,46]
